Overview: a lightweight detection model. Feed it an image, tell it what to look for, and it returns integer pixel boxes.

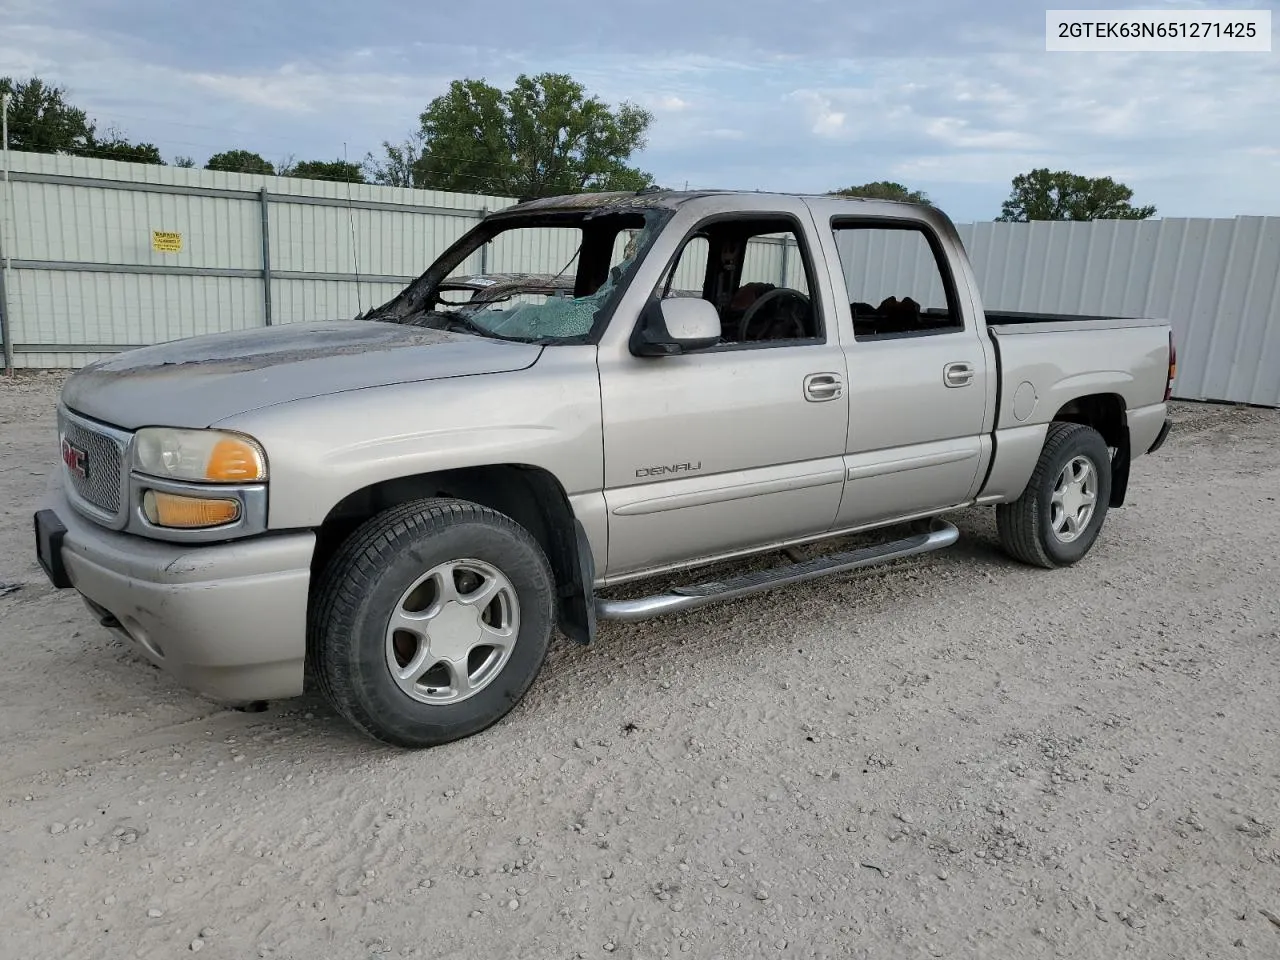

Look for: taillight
[1164,331,1177,401]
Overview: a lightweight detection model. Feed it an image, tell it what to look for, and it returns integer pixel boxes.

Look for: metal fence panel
[953,218,1280,406]
[267,202,475,278]
[11,180,261,269]
[270,278,405,326]
[0,152,507,359]
[9,268,263,347]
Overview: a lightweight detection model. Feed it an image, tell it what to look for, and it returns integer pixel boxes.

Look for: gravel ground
[1,371,1278,960]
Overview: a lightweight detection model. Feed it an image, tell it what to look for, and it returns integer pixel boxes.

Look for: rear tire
[996,422,1112,569]
[309,497,555,748]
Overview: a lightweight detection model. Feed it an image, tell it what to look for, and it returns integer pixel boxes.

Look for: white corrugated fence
[955,219,1280,408]
[0,152,510,368]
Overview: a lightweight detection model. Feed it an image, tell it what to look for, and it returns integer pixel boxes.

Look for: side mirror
[631,298,721,357]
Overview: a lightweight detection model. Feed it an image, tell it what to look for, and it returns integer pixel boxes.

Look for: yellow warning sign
[151,231,183,254]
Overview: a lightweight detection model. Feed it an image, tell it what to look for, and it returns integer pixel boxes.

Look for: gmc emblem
[61,437,88,478]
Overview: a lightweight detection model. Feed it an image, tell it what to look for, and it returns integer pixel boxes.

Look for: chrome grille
[58,409,128,516]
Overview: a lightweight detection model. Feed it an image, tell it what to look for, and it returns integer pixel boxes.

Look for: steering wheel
[737,288,812,342]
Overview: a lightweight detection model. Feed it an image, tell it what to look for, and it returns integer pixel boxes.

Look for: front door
[598,213,851,578]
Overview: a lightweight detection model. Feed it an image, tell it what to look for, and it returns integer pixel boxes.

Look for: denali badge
[61,437,88,478]
[635,461,702,478]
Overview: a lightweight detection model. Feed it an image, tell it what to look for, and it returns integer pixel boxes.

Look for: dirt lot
[1,371,1277,960]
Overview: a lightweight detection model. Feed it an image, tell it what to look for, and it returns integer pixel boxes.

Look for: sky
[1,0,1277,222]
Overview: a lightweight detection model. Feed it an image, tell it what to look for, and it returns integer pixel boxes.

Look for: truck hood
[61,320,543,429]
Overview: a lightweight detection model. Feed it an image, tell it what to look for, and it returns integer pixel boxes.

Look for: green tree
[284,159,366,183]
[89,126,162,164]
[830,181,931,205]
[365,134,425,188]
[1,76,92,153]
[1,77,162,163]
[205,149,274,175]
[173,156,196,168]
[409,73,653,199]
[997,168,1156,221]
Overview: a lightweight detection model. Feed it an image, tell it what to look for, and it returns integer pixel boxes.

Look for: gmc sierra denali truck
[33,190,1176,748]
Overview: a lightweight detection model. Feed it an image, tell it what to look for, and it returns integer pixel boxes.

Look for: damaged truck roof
[492,189,714,217]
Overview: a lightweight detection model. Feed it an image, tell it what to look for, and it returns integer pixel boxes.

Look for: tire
[309,497,555,748]
[996,422,1113,569]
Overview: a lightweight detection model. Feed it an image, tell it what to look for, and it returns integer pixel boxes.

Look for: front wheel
[309,498,555,748]
[996,422,1113,569]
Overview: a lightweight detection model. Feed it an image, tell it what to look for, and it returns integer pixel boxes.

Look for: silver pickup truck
[34,190,1175,747]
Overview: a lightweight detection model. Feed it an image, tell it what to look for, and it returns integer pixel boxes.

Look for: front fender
[216,348,605,530]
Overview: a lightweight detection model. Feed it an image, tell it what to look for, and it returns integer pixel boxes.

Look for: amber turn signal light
[142,490,240,528]
[205,437,267,482]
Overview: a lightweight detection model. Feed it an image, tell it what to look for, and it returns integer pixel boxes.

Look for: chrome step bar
[595,518,959,623]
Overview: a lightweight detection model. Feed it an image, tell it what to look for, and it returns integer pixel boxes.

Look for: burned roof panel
[487,188,953,221]
[489,189,710,218]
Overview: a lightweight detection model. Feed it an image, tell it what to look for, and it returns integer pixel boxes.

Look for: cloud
[2,0,1277,220]
[653,95,690,112]
[188,63,428,115]
[922,118,1037,151]
[790,91,848,136]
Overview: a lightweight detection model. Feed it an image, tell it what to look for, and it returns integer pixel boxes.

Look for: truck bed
[985,313,1173,433]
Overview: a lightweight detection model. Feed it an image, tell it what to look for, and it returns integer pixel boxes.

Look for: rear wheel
[309,498,555,748]
[996,422,1112,569]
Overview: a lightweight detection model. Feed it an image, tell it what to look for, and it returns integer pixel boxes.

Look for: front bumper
[35,488,315,702]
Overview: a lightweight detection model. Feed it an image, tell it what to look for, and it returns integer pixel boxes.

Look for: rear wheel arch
[311,464,596,646]
[1050,392,1130,507]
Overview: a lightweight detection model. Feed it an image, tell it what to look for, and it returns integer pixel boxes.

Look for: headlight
[133,428,267,483]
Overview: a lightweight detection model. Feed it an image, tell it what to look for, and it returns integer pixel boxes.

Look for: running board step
[595,518,959,623]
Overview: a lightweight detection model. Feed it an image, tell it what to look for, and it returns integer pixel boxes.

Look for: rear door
[816,215,994,527]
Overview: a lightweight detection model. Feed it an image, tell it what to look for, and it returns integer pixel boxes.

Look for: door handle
[943,362,975,388]
[803,372,843,402]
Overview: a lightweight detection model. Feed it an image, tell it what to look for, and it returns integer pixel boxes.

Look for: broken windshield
[364,208,666,344]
